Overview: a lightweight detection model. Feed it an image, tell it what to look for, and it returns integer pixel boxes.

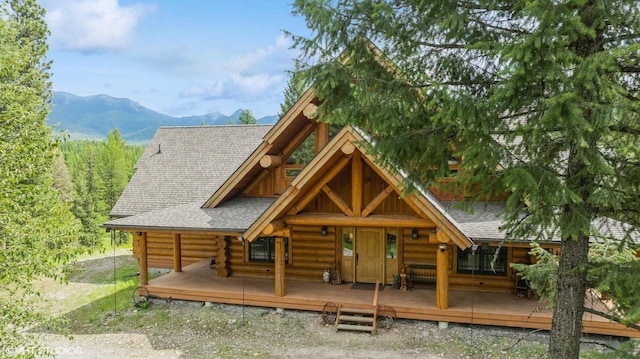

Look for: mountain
[47,92,278,142]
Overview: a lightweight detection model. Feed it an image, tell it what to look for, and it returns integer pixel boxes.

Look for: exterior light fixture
[320,226,328,236]
[439,243,447,251]
[411,228,419,239]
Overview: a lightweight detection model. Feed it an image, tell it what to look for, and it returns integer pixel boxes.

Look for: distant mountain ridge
[47,91,278,142]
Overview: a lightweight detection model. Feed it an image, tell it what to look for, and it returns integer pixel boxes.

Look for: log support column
[139,232,148,285]
[173,233,182,272]
[436,230,450,310]
[274,237,286,297]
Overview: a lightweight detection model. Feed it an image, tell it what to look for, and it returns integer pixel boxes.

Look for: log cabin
[104,87,639,338]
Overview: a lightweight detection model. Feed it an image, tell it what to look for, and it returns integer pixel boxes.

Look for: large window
[249,237,289,263]
[457,245,507,275]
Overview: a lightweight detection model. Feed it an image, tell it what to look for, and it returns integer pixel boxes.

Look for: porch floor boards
[142,258,639,338]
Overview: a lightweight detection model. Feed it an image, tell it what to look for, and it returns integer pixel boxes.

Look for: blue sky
[41,0,310,118]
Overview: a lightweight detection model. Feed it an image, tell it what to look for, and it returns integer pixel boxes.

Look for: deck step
[339,307,375,315]
[336,323,375,332]
[334,281,380,335]
[338,315,374,323]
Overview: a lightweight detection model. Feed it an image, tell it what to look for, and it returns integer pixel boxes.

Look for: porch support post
[139,232,148,285]
[173,233,182,272]
[436,230,449,310]
[274,237,286,297]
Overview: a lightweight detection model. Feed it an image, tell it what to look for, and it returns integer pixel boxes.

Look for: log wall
[402,228,438,265]
[133,231,218,269]
[228,225,337,281]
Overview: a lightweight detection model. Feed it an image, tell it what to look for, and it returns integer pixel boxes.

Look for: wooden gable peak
[202,87,322,208]
[242,125,474,250]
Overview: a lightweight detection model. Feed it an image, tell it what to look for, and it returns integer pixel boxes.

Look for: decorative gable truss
[243,125,473,251]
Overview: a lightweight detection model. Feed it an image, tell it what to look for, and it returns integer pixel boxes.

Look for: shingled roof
[106,197,276,232]
[109,125,271,218]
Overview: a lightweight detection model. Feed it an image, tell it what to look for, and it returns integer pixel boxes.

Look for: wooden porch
[142,258,640,338]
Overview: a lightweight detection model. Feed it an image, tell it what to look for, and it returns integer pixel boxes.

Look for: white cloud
[228,34,293,74]
[43,0,155,53]
[179,36,292,102]
[179,73,284,102]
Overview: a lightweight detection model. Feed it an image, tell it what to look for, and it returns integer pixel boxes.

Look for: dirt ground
[33,251,623,359]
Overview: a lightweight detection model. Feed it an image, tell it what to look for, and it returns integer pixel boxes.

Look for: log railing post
[173,233,182,272]
[139,232,148,285]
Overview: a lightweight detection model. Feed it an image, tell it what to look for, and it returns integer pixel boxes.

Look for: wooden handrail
[373,280,379,307]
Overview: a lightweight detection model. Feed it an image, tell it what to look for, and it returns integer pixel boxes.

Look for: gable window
[457,245,507,276]
[248,237,289,263]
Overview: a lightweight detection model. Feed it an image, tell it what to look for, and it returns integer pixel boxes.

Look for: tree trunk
[549,232,590,358]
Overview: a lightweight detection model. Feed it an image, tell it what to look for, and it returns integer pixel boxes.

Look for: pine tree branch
[608,124,640,136]
[582,307,640,332]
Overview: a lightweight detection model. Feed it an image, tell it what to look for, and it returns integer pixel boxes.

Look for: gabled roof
[110,125,271,218]
[203,88,320,208]
[242,125,475,249]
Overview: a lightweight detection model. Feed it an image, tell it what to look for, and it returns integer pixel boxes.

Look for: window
[457,245,507,275]
[386,232,397,259]
[248,237,288,263]
[342,229,353,257]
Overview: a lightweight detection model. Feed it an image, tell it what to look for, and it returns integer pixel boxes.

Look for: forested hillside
[61,129,144,249]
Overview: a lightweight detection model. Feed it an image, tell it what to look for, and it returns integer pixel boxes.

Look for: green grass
[65,279,139,329]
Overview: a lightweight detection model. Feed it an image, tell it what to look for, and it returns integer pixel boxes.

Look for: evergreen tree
[71,146,106,249]
[279,62,308,117]
[100,128,128,211]
[60,137,143,250]
[52,148,74,203]
[237,109,257,124]
[292,1,640,357]
[0,0,81,355]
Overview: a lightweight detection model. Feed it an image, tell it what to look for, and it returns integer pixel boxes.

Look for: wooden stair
[335,281,380,335]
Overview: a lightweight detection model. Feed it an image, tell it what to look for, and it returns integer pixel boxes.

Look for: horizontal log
[146,234,174,240]
[290,232,336,242]
[292,256,335,265]
[292,240,336,249]
[269,228,291,237]
[291,261,334,269]
[216,267,230,277]
[263,219,285,235]
[302,103,317,119]
[284,213,436,228]
[292,248,335,257]
[341,142,355,155]
[147,242,174,249]
[286,268,325,279]
[147,249,174,256]
[181,241,218,248]
[260,155,282,168]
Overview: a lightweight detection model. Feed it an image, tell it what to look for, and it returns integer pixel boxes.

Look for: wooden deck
[142,258,640,338]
